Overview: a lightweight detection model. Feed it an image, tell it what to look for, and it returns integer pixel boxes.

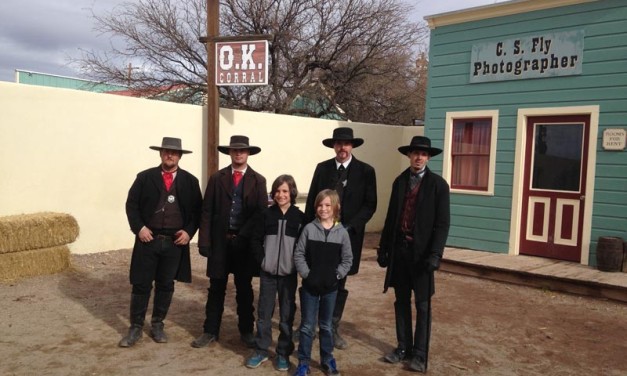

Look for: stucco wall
[0,82,421,254]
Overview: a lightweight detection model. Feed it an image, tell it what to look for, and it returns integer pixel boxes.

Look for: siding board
[426,0,627,258]
[447,237,509,253]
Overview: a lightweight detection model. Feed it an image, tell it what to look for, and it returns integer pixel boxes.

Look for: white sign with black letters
[470,30,584,83]
[215,40,269,86]
[602,128,626,151]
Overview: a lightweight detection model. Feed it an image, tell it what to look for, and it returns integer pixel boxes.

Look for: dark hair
[271,174,298,204]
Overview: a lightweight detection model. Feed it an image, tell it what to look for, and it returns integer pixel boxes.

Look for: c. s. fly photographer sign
[216,40,269,86]
[470,30,584,83]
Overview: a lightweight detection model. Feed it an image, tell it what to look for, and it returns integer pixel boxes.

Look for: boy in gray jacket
[293,189,352,376]
[246,175,307,371]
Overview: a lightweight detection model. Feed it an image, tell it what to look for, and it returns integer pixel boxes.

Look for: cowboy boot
[410,300,431,372]
[150,290,173,343]
[332,290,349,349]
[118,293,150,347]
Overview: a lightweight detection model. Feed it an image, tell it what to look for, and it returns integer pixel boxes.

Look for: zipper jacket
[251,204,306,276]
[294,219,353,295]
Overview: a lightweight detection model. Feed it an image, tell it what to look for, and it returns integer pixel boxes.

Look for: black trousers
[202,238,255,336]
[131,236,182,296]
[392,242,432,360]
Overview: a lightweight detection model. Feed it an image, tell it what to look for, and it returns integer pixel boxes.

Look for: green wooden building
[424,0,626,266]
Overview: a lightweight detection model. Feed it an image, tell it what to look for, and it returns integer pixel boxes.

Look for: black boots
[118,325,143,348]
[150,291,173,343]
[118,291,174,347]
[384,347,408,364]
[150,321,167,343]
[118,294,150,347]
[332,317,347,350]
[332,290,349,349]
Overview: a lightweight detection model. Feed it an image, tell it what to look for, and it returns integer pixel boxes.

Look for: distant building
[15,69,330,112]
[104,84,205,105]
[15,69,128,93]
[290,93,346,120]
[14,69,205,105]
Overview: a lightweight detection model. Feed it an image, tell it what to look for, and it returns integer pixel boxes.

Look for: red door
[519,115,589,261]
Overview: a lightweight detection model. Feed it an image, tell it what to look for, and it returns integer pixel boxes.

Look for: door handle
[580,195,585,200]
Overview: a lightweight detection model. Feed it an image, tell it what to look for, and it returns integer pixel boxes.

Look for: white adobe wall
[0,82,421,254]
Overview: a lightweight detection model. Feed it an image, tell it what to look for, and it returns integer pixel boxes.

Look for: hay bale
[0,245,70,282]
[0,212,79,254]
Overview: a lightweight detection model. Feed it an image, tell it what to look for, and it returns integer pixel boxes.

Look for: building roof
[15,69,128,93]
[424,0,599,29]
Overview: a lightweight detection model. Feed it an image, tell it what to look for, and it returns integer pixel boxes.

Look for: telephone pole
[205,0,219,175]
[200,1,271,176]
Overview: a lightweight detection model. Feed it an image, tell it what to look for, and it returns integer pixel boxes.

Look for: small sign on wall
[602,128,626,151]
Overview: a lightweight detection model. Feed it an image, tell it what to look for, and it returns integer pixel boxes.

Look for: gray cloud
[0,0,126,80]
[0,0,498,82]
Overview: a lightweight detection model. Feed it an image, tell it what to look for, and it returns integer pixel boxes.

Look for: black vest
[148,178,184,231]
[400,178,422,238]
[229,178,244,230]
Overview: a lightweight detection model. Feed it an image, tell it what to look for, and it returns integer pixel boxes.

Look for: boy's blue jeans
[297,287,337,365]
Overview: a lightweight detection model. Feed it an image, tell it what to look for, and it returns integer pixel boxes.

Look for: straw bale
[0,245,70,282]
[0,212,79,254]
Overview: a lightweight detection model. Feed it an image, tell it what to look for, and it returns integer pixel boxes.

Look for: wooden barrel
[596,236,623,272]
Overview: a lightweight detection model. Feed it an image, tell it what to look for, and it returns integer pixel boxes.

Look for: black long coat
[198,165,268,279]
[126,166,202,283]
[379,167,450,300]
[305,156,377,275]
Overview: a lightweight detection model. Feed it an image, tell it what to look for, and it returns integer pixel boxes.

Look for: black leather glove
[425,254,441,272]
[377,248,389,268]
[199,246,210,258]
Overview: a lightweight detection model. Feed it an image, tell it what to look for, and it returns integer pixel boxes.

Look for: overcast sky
[0,0,504,83]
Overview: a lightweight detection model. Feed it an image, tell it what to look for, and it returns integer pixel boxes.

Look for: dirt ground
[1,233,626,376]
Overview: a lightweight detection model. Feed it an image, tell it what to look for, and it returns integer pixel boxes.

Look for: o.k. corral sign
[470,30,584,83]
[216,40,268,86]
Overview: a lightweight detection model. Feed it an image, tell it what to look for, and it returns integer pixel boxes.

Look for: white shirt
[334,155,352,170]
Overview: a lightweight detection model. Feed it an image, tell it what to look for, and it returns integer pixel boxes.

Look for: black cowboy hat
[398,136,442,157]
[217,135,261,155]
[149,137,192,154]
[322,127,364,148]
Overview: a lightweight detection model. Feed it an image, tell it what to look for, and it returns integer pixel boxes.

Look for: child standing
[246,175,307,371]
[293,189,353,376]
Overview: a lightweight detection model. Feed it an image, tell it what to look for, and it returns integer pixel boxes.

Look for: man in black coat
[378,136,450,373]
[120,137,202,347]
[192,135,268,349]
[304,127,377,349]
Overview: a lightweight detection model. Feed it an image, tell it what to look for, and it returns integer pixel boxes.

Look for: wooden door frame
[509,106,599,265]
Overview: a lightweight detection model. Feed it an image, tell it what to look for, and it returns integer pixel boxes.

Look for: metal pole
[206,0,219,175]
